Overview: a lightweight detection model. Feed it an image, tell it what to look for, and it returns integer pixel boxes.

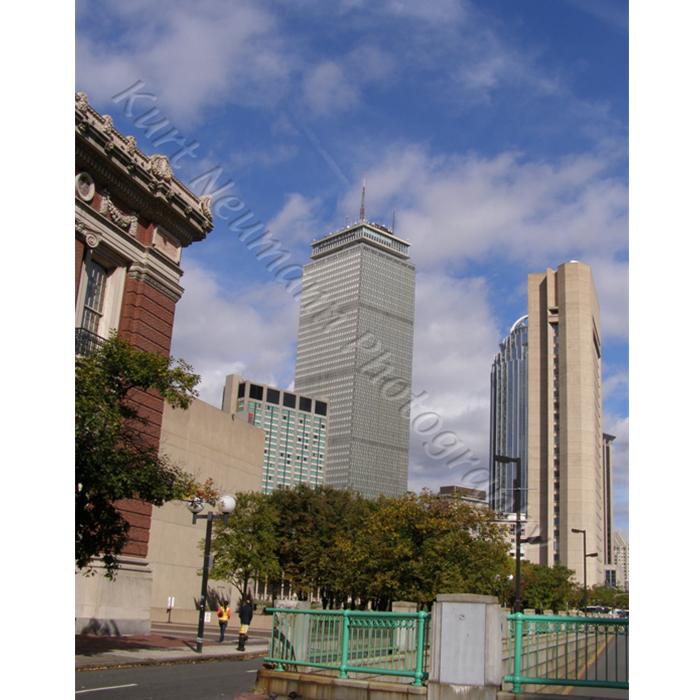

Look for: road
[567,634,628,698]
[75,657,263,699]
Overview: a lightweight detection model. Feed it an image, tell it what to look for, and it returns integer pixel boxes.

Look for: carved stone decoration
[85,232,100,249]
[76,92,89,112]
[200,194,212,219]
[100,190,139,237]
[75,172,96,202]
[75,219,101,248]
[102,114,114,135]
[148,154,173,182]
[125,135,137,155]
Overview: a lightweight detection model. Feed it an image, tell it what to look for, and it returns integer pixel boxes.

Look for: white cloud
[339,144,628,340]
[267,193,323,244]
[171,262,297,406]
[76,1,292,124]
[302,61,360,117]
[604,413,629,533]
[604,369,629,403]
[407,273,501,492]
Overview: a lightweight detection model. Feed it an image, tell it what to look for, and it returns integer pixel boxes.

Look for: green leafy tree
[76,335,201,577]
[209,491,281,596]
[588,585,628,609]
[266,485,375,605]
[358,492,511,608]
[520,562,577,612]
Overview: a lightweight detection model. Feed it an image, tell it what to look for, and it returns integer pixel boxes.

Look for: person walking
[216,600,232,643]
[237,594,254,651]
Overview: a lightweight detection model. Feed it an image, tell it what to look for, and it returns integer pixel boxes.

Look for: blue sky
[76,0,629,535]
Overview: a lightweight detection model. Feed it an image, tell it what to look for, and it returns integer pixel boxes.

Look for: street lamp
[187,494,236,653]
[494,455,523,613]
[571,527,598,610]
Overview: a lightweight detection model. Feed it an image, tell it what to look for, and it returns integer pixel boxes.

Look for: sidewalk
[76,631,269,670]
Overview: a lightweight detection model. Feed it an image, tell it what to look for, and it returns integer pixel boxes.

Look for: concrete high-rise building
[222,374,328,494]
[602,433,617,586]
[526,261,605,585]
[613,530,629,592]
[489,316,529,514]
[294,205,416,499]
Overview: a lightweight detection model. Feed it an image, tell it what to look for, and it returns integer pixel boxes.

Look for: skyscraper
[526,261,605,585]
[489,315,529,514]
[294,204,415,498]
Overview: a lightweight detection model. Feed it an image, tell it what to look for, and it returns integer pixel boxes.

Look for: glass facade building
[489,316,529,515]
[294,219,416,498]
[222,374,327,494]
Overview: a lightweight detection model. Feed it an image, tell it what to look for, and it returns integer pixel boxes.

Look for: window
[299,396,312,412]
[76,251,126,352]
[249,384,263,400]
[266,388,280,404]
[315,401,327,416]
[283,392,296,408]
[80,260,108,334]
[237,382,245,398]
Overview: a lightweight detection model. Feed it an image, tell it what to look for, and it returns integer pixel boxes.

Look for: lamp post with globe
[187,494,236,653]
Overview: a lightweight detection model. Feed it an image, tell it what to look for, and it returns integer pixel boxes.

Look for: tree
[75,335,202,577]
[520,562,577,613]
[588,584,628,609]
[268,485,376,606]
[357,492,511,608]
[208,492,281,596]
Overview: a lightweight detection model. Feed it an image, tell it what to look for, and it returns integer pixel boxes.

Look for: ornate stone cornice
[127,264,185,303]
[75,92,213,245]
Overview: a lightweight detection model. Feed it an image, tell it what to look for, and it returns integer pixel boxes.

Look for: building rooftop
[311,220,411,261]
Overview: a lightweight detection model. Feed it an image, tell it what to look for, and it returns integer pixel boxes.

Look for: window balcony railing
[75,326,106,356]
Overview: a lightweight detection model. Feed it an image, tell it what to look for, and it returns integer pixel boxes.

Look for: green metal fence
[264,608,430,686]
[503,612,629,694]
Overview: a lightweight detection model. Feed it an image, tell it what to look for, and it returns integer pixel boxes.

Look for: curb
[76,649,267,672]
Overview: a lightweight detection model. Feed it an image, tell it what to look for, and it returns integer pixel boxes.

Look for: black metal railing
[75,327,106,356]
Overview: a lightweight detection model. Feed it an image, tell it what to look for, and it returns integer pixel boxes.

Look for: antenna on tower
[360,179,366,222]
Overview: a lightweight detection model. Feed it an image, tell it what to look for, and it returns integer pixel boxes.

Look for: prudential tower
[294,191,416,498]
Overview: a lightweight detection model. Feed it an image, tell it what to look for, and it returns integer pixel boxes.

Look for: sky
[75,0,629,536]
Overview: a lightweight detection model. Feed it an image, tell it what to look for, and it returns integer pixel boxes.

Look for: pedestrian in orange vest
[216,600,232,643]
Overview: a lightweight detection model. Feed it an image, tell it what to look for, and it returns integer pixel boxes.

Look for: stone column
[392,601,418,654]
[428,593,502,700]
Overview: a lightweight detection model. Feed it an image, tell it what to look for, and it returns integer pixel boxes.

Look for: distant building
[74,92,213,635]
[222,374,328,494]
[613,530,629,592]
[438,485,488,508]
[602,433,616,573]
[489,316,529,515]
[294,199,416,498]
[150,398,265,624]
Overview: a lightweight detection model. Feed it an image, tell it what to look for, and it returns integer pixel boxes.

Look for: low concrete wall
[75,556,152,635]
[255,669,426,700]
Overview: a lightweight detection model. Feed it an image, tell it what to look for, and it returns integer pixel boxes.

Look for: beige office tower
[526,261,605,585]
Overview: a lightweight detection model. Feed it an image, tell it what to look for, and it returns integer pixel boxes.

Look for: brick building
[74,92,213,634]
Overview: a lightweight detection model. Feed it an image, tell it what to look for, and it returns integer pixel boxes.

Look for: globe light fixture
[188,493,236,652]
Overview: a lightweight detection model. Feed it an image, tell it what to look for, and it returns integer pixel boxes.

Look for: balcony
[75,327,106,356]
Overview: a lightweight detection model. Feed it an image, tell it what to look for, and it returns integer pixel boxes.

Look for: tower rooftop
[311,220,411,261]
